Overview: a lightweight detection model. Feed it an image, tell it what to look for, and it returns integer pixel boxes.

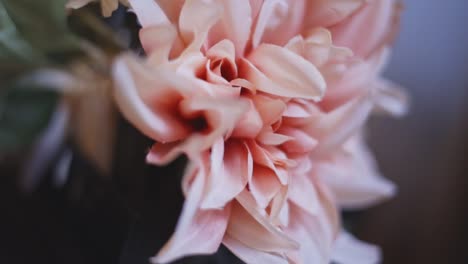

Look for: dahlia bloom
[112,0,406,263]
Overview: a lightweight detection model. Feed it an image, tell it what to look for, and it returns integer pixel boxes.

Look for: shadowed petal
[227,193,299,253]
[223,234,289,264]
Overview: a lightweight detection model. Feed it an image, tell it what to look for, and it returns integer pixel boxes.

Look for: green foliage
[0,0,84,70]
[0,83,58,152]
[0,0,75,153]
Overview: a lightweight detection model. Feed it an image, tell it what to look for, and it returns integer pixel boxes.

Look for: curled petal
[146,97,249,164]
[113,54,192,142]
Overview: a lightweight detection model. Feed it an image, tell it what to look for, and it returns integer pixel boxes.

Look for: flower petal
[317,136,397,209]
[223,234,289,264]
[146,97,249,164]
[178,0,222,53]
[151,159,230,263]
[249,165,282,208]
[255,0,306,47]
[309,94,373,156]
[303,0,366,29]
[207,0,252,56]
[112,54,192,142]
[244,44,326,101]
[332,231,381,264]
[330,0,398,58]
[227,191,299,253]
[128,0,169,27]
[285,184,339,264]
[201,140,250,209]
[289,170,320,216]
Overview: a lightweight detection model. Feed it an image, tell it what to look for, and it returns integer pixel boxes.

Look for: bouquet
[0,0,407,263]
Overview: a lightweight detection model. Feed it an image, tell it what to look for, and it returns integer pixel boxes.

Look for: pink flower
[112,0,406,263]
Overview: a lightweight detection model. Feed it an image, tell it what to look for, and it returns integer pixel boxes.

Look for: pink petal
[244,44,326,101]
[247,140,288,184]
[332,231,381,264]
[257,127,293,146]
[317,137,397,209]
[255,0,306,47]
[112,54,192,142]
[227,191,299,252]
[330,0,397,58]
[268,186,288,225]
[249,165,282,208]
[288,170,320,216]
[231,99,263,138]
[309,94,373,156]
[178,0,222,53]
[66,0,92,9]
[373,78,409,118]
[154,0,185,23]
[303,0,366,29]
[251,94,286,125]
[207,0,252,56]
[151,160,230,263]
[279,127,318,154]
[285,185,339,264]
[223,234,289,264]
[201,140,250,209]
[128,0,170,27]
[140,25,184,64]
[205,39,238,81]
[146,97,249,164]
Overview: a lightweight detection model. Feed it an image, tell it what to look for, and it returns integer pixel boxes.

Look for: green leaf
[0,83,58,153]
[0,1,45,72]
[0,0,84,76]
[1,0,81,55]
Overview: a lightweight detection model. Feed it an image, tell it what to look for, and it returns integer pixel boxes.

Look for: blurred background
[353,0,468,263]
[1,0,468,263]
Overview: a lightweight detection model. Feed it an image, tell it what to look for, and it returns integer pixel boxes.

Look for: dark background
[353,0,468,263]
[1,0,468,263]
